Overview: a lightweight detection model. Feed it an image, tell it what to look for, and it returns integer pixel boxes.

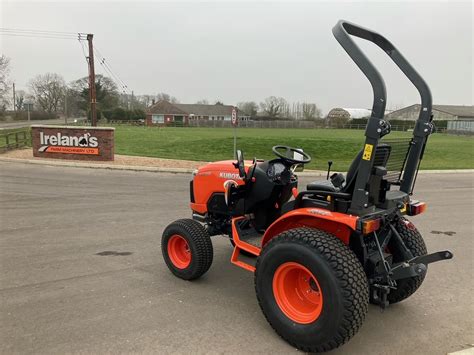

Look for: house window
[152,114,164,123]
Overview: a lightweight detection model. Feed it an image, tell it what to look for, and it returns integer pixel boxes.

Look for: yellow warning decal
[362,144,373,161]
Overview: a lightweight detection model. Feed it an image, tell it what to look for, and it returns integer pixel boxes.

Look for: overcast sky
[1,0,472,113]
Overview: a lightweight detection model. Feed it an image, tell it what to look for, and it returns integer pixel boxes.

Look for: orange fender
[261,208,359,246]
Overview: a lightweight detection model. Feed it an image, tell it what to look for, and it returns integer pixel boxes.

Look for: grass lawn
[114,126,473,170]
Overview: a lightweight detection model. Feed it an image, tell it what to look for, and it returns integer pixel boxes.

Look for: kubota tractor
[161,20,453,352]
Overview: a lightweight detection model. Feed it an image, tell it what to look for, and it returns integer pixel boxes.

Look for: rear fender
[262,208,359,246]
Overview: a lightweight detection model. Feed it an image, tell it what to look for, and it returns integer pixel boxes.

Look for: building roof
[327,107,372,119]
[342,108,372,119]
[147,100,249,117]
[387,104,474,118]
[432,105,474,117]
[147,100,188,115]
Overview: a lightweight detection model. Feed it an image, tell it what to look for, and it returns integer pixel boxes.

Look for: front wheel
[162,219,213,280]
[255,228,369,353]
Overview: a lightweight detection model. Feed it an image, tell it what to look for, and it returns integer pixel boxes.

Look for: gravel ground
[1,148,206,169]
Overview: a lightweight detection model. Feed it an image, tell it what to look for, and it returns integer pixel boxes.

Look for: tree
[155,92,179,103]
[70,74,120,113]
[237,101,258,117]
[29,73,65,113]
[15,90,26,111]
[214,100,224,105]
[0,55,10,111]
[260,96,288,118]
[195,99,209,105]
[302,103,322,120]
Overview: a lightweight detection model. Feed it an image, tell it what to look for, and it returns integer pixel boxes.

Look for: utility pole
[87,33,97,127]
[12,83,16,111]
[64,88,68,125]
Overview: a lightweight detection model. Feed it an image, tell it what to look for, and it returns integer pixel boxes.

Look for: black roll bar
[332,20,432,121]
[332,20,434,213]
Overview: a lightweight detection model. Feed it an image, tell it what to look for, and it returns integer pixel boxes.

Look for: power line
[0,28,87,40]
[0,27,85,35]
[93,46,131,94]
[1,27,132,99]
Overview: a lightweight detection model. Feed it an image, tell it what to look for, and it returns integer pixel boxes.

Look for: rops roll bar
[332,20,434,211]
[332,20,432,121]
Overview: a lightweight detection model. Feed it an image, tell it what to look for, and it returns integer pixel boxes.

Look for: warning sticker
[362,144,373,161]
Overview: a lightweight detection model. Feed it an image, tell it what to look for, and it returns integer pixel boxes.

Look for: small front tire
[162,219,213,280]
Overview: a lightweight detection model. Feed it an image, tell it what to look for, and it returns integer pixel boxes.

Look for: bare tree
[260,96,288,118]
[29,73,66,113]
[0,55,10,111]
[155,92,179,103]
[195,99,209,105]
[15,90,26,111]
[137,94,154,107]
[302,103,322,120]
[237,101,258,117]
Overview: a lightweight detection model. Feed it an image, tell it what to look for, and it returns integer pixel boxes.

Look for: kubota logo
[219,172,242,180]
[39,132,100,155]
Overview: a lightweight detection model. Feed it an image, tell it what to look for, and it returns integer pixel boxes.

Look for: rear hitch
[371,283,394,309]
[391,250,453,280]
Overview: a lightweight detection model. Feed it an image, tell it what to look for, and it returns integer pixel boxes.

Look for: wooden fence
[0,129,30,152]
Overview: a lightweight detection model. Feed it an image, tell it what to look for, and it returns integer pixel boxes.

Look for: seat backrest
[342,144,391,194]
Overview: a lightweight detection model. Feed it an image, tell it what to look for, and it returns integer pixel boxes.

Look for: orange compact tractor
[161,20,453,352]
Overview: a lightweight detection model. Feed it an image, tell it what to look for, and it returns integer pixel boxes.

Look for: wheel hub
[272,262,323,324]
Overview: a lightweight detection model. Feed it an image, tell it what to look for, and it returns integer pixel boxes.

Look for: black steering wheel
[272,145,312,165]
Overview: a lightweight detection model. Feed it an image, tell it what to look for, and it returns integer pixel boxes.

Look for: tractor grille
[377,138,413,184]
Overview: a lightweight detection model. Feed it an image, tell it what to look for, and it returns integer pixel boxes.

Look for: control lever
[326,161,333,180]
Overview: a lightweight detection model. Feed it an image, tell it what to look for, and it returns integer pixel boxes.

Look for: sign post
[231,107,238,158]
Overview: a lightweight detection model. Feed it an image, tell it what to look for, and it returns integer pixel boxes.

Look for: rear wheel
[255,228,369,353]
[387,218,427,304]
[162,219,213,280]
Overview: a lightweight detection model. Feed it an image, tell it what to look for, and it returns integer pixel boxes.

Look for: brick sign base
[32,125,115,161]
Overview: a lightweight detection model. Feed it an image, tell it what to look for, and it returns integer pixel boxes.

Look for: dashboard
[266,161,288,181]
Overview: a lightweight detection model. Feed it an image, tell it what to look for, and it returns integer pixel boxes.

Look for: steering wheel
[272,145,312,165]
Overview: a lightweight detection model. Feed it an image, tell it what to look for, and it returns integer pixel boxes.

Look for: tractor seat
[307,180,339,192]
[306,144,391,194]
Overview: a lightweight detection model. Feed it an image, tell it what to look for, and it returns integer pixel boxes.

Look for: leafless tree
[14,90,26,111]
[0,55,11,111]
[29,73,66,113]
[237,101,258,117]
[260,96,288,118]
[195,99,209,105]
[302,103,322,120]
[155,92,179,103]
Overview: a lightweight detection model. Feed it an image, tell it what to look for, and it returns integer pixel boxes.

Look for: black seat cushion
[307,179,339,192]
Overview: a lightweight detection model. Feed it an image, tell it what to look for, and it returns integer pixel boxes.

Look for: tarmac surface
[0,118,86,130]
[0,161,473,354]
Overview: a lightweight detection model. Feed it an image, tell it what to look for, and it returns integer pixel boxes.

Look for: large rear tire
[387,217,427,304]
[255,228,369,353]
[162,219,213,280]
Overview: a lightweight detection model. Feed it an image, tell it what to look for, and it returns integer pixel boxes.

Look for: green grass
[113,126,472,170]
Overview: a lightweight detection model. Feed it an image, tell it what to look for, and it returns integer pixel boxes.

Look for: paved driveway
[0,162,472,354]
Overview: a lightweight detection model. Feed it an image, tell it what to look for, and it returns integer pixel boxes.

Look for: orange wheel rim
[272,262,323,324]
[167,235,192,269]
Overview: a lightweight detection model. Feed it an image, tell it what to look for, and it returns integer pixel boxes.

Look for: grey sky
[1,1,472,113]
